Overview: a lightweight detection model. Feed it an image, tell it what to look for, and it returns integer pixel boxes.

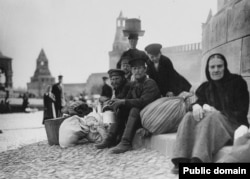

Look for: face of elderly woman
[208,55,225,80]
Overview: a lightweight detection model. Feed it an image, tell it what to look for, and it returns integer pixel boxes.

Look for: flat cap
[120,55,132,64]
[108,69,125,77]
[145,43,162,56]
[129,57,146,67]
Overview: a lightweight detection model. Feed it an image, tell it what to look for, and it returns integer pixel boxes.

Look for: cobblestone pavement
[0,112,178,179]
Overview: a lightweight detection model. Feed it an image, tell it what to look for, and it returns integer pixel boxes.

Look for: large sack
[140,96,187,134]
[59,112,107,148]
[59,115,86,148]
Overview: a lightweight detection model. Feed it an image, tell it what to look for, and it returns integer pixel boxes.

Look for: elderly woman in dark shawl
[171,53,249,173]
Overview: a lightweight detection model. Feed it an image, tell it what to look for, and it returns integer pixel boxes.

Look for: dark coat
[43,93,55,124]
[101,84,113,99]
[52,83,63,107]
[116,48,148,69]
[125,76,161,109]
[114,79,131,99]
[52,83,63,117]
[146,55,191,96]
[195,73,249,127]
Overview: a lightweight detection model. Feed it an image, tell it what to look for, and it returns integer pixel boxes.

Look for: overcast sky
[0,0,217,88]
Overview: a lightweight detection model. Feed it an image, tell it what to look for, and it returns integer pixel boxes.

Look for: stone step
[132,132,232,162]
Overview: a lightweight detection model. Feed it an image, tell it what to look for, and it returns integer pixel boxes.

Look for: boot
[110,108,140,154]
[95,134,116,149]
[109,140,132,154]
[95,122,119,149]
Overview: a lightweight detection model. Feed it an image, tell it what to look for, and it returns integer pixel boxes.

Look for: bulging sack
[140,97,186,134]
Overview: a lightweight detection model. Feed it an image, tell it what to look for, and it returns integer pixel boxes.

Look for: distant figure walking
[52,75,66,117]
[43,85,56,124]
[22,92,29,111]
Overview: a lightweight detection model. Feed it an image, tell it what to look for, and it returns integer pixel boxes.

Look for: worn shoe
[171,165,179,175]
[109,142,132,154]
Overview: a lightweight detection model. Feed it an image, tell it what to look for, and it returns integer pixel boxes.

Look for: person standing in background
[116,18,148,69]
[43,85,56,124]
[52,75,66,117]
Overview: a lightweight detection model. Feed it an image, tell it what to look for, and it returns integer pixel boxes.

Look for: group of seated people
[97,33,250,173]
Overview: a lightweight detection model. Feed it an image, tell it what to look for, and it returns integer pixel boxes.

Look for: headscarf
[205,53,231,82]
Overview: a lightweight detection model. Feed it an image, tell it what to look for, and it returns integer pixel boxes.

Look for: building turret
[27,49,55,97]
[109,11,129,69]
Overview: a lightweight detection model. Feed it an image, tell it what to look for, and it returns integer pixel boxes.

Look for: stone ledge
[132,132,232,162]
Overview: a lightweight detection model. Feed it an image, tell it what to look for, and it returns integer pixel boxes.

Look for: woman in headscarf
[171,53,249,173]
[43,85,56,124]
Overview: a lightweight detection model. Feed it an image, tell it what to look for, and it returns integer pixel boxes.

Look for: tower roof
[206,9,213,23]
[118,11,123,18]
[37,49,48,62]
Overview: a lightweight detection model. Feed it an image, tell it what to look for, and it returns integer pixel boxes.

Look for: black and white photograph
[1,0,250,178]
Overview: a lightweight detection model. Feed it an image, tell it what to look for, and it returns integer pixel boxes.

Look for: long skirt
[172,111,239,162]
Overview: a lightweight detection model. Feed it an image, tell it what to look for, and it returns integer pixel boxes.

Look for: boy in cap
[145,43,191,97]
[97,57,160,153]
[118,56,132,81]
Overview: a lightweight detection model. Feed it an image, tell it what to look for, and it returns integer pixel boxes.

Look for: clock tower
[27,49,55,97]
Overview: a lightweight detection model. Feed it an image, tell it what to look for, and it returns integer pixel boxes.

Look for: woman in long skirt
[171,53,249,173]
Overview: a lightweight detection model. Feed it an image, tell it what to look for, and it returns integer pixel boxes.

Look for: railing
[162,42,202,53]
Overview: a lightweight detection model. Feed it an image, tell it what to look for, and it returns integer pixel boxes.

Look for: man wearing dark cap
[145,43,192,97]
[52,75,66,117]
[97,57,160,153]
[95,69,131,149]
[99,76,113,104]
[108,69,131,99]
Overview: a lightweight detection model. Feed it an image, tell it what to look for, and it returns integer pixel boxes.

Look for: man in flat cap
[52,75,66,117]
[95,69,131,149]
[97,57,161,153]
[99,76,113,105]
[145,43,192,97]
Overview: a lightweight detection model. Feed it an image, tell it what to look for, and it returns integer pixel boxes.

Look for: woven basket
[44,117,68,145]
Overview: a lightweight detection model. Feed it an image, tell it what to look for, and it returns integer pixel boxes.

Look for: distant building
[64,83,86,98]
[0,51,13,90]
[27,49,55,97]
[85,72,109,96]
[109,11,129,69]
[217,0,232,11]
[85,12,128,96]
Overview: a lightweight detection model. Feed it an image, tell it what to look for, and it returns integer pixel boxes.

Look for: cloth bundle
[140,96,187,134]
[62,101,92,117]
[218,125,250,163]
[59,112,107,148]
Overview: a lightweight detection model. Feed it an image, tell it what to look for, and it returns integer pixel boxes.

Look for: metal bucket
[102,111,115,124]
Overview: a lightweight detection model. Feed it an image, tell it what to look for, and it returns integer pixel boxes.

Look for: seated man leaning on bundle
[96,57,161,154]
